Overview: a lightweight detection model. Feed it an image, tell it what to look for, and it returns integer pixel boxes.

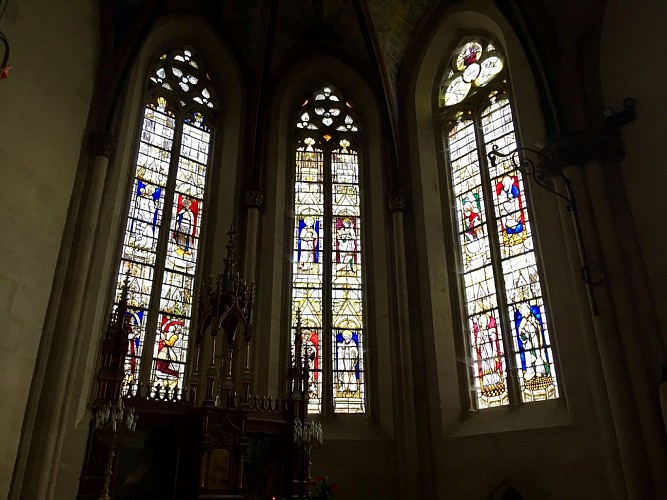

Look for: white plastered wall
[600,0,667,361]
[9,14,245,498]
[0,1,98,496]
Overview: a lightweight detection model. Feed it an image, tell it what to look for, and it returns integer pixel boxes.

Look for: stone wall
[0,1,98,495]
[600,0,667,354]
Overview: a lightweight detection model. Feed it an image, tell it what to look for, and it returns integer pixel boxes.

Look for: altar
[77,229,322,499]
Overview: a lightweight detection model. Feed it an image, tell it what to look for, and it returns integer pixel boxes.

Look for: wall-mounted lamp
[0,30,11,79]
[488,145,604,315]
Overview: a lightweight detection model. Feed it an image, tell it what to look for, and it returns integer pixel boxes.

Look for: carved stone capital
[388,190,407,212]
[244,188,264,209]
[543,127,624,168]
[90,132,115,159]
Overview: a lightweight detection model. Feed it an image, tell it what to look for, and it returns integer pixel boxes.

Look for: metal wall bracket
[488,145,604,315]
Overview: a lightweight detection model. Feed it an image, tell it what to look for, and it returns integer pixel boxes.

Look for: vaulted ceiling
[100,0,611,184]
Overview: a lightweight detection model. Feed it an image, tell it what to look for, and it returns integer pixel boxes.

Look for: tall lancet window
[113,47,217,395]
[439,39,558,409]
[290,84,365,414]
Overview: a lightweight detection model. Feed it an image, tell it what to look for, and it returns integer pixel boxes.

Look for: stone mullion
[322,146,334,415]
[474,113,522,405]
[20,133,116,499]
[388,190,420,499]
[138,117,184,390]
[243,188,263,394]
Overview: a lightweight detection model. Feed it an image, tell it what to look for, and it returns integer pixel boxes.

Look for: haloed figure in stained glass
[474,312,504,394]
[298,216,319,271]
[126,310,144,385]
[291,84,365,414]
[461,194,485,263]
[335,216,356,272]
[155,317,183,388]
[302,326,319,399]
[515,303,551,389]
[112,47,216,395]
[130,180,161,252]
[440,39,558,407]
[173,195,198,258]
[496,175,527,246]
[336,330,360,396]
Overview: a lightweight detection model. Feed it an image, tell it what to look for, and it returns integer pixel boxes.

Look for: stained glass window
[113,47,217,396]
[440,39,558,409]
[291,84,365,414]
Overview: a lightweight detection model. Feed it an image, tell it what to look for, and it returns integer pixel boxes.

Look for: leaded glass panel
[113,47,217,395]
[290,85,365,414]
[481,98,559,403]
[441,39,558,409]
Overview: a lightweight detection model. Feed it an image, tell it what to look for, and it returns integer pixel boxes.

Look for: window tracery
[440,39,558,409]
[113,47,217,396]
[291,84,365,414]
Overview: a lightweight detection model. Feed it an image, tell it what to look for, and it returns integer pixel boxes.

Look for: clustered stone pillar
[548,130,667,497]
[244,188,263,392]
[13,133,115,500]
[388,190,420,499]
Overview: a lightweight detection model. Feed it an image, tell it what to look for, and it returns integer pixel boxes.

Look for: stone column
[583,158,667,494]
[661,381,667,435]
[11,133,114,500]
[244,188,263,393]
[562,163,648,499]
[243,189,264,283]
[388,191,420,499]
[546,129,666,497]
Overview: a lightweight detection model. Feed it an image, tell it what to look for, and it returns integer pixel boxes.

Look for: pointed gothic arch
[112,46,218,395]
[289,83,366,414]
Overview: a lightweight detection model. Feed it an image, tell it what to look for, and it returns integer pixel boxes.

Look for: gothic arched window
[113,47,217,396]
[439,39,559,409]
[290,83,365,414]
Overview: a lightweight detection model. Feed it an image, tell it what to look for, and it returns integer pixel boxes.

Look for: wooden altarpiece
[77,229,321,499]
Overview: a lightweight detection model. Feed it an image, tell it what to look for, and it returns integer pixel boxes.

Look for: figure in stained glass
[336,330,360,396]
[473,312,504,396]
[291,84,365,414]
[461,193,484,263]
[335,217,356,272]
[112,47,216,395]
[172,195,198,257]
[496,175,527,246]
[302,328,319,399]
[298,216,319,271]
[514,303,551,389]
[155,316,183,382]
[441,38,559,408]
[126,310,144,383]
[130,181,161,252]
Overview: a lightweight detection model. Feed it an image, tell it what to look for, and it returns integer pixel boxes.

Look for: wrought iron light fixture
[488,145,604,314]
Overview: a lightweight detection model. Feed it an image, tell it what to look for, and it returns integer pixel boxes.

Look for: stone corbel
[244,188,264,210]
[388,190,407,212]
[91,132,116,159]
[541,127,625,169]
